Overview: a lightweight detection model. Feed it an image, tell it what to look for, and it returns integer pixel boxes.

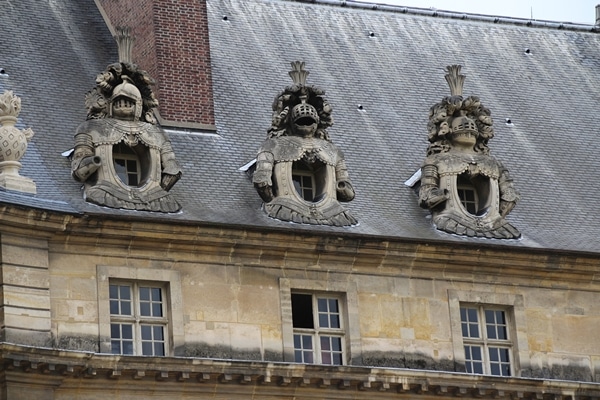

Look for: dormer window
[457,173,491,216]
[291,159,326,203]
[457,175,478,214]
[113,143,141,186]
[292,171,315,201]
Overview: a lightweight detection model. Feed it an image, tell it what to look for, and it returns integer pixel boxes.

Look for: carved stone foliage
[71,62,182,212]
[418,65,520,239]
[0,90,36,193]
[253,62,356,226]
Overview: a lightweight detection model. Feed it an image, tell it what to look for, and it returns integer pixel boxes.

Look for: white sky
[353,0,599,24]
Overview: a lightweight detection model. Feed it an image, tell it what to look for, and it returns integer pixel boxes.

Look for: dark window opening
[113,142,150,187]
[292,159,326,202]
[292,293,314,329]
[457,173,491,216]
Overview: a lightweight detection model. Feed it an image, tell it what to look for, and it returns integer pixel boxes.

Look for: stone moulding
[253,61,357,226]
[0,90,36,193]
[418,65,520,239]
[1,344,598,399]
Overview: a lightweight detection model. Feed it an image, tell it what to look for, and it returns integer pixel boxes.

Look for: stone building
[0,0,599,398]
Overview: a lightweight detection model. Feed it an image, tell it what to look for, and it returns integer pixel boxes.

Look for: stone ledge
[0,343,598,399]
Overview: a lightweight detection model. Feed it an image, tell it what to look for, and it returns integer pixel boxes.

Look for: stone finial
[444,65,465,97]
[116,27,134,64]
[288,61,309,86]
[0,91,36,193]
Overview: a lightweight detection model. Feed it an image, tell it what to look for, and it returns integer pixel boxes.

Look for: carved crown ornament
[252,61,357,226]
[0,90,36,193]
[417,65,520,239]
[71,55,182,212]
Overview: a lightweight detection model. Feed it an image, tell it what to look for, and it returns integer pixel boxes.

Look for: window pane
[120,285,131,300]
[110,300,119,315]
[121,324,133,339]
[109,285,118,299]
[333,353,342,365]
[302,335,313,350]
[111,341,121,354]
[121,301,131,316]
[154,325,164,340]
[319,313,329,328]
[294,334,314,364]
[142,341,153,356]
[141,325,152,340]
[110,324,120,339]
[152,302,163,317]
[328,298,338,313]
[320,336,331,351]
[151,288,162,302]
[469,323,479,338]
[321,336,343,365]
[291,293,314,329]
[122,341,134,355]
[330,314,340,329]
[139,287,150,301]
[154,342,165,356]
[140,302,151,316]
[317,298,327,312]
[489,347,511,376]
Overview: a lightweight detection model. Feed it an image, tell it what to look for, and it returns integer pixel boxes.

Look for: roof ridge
[289,0,599,33]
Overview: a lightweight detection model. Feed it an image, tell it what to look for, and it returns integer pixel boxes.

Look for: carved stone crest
[418,65,520,239]
[71,62,182,212]
[253,62,356,226]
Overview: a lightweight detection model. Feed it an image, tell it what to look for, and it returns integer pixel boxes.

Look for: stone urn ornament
[0,90,36,193]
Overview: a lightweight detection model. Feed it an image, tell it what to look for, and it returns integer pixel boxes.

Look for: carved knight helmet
[109,75,143,120]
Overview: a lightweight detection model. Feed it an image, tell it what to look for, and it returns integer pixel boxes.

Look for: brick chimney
[96,0,215,129]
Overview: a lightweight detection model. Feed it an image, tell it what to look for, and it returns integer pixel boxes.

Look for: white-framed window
[448,290,529,377]
[109,281,168,356]
[460,305,512,376]
[291,292,345,365]
[280,278,361,366]
[97,266,184,357]
[113,143,141,186]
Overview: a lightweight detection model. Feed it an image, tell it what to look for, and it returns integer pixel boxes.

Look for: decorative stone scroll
[418,65,520,239]
[71,62,182,212]
[253,62,356,226]
[0,91,36,193]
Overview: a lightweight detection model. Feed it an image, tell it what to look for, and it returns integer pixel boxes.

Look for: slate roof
[2,0,600,253]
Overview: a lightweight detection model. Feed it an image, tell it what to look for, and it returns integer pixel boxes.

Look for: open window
[291,292,345,365]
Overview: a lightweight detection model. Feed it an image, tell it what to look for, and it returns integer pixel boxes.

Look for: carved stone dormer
[71,61,182,212]
[0,91,36,194]
[418,65,520,239]
[253,62,356,226]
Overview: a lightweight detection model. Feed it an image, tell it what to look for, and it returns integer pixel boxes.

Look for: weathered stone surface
[71,62,182,212]
[0,91,36,193]
[253,62,356,226]
[418,65,520,239]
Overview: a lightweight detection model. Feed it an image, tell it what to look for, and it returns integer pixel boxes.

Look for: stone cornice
[2,343,599,399]
[0,204,599,288]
